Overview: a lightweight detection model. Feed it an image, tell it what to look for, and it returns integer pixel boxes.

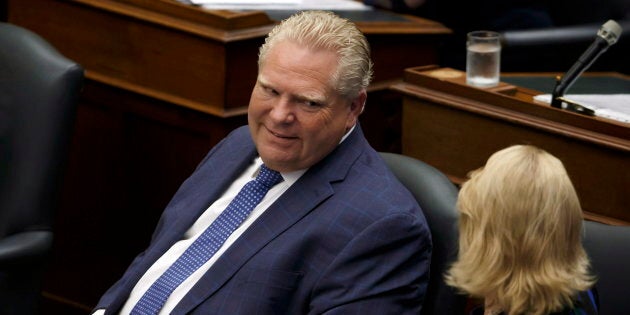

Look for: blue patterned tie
[130,164,283,314]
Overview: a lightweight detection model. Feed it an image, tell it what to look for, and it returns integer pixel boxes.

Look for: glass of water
[466,31,501,88]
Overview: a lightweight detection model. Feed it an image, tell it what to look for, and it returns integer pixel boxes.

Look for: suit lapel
[175,125,368,313]
[150,127,259,256]
[108,127,259,313]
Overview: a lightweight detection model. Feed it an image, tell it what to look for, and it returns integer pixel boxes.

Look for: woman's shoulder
[467,288,599,315]
[552,287,599,315]
[571,288,599,314]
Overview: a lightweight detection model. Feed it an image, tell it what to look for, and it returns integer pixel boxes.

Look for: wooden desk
[6,1,449,313]
[392,66,629,225]
[8,0,449,117]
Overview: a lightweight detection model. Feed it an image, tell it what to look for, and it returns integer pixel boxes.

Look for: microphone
[551,20,622,108]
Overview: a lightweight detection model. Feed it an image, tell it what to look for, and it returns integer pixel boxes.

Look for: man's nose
[268,97,296,124]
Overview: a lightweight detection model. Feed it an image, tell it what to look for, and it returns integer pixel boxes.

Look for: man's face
[248,41,365,172]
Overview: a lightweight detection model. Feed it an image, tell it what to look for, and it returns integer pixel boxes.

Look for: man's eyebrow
[296,93,326,105]
[257,76,271,87]
[258,76,327,104]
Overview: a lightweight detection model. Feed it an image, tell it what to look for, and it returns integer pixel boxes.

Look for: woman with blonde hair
[446,145,598,315]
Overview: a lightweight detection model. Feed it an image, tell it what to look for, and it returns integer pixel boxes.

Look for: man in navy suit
[93,10,431,314]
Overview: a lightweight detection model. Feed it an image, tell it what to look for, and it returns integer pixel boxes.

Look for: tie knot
[257,164,283,188]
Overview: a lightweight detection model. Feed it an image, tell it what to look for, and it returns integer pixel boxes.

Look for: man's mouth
[267,127,297,139]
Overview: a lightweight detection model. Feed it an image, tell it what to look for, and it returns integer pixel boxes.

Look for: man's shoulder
[345,150,424,215]
[211,125,253,153]
[227,125,251,140]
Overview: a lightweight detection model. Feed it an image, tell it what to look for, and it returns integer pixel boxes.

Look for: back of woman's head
[446,145,594,315]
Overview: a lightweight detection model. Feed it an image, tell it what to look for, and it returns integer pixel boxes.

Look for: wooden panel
[395,66,630,225]
[7,0,449,117]
[7,0,265,116]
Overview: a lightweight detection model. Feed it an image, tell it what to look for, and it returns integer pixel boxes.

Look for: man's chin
[259,151,294,168]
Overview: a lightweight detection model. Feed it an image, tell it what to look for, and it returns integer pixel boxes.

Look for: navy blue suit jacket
[96,125,431,314]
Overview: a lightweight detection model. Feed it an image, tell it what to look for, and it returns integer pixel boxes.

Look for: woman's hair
[258,10,373,99]
[445,145,595,315]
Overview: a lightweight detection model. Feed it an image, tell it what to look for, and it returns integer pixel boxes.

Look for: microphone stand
[550,38,610,108]
[551,20,622,109]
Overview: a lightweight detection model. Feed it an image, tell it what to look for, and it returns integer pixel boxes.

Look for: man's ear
[350,89,367,115]
[345,90,367,129]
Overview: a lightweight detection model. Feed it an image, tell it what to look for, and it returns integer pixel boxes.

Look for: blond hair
[446,145,595,315]
[258,10,373,99]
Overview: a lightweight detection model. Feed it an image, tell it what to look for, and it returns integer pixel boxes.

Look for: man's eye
[306,101,320,107]
[263,87,278,95]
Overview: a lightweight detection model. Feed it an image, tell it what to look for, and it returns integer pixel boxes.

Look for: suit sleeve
[308,212,432,315]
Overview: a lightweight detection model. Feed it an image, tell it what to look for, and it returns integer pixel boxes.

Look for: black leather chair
[582,221,630,315]
[0,22,83,314]
[379,152,466,315]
